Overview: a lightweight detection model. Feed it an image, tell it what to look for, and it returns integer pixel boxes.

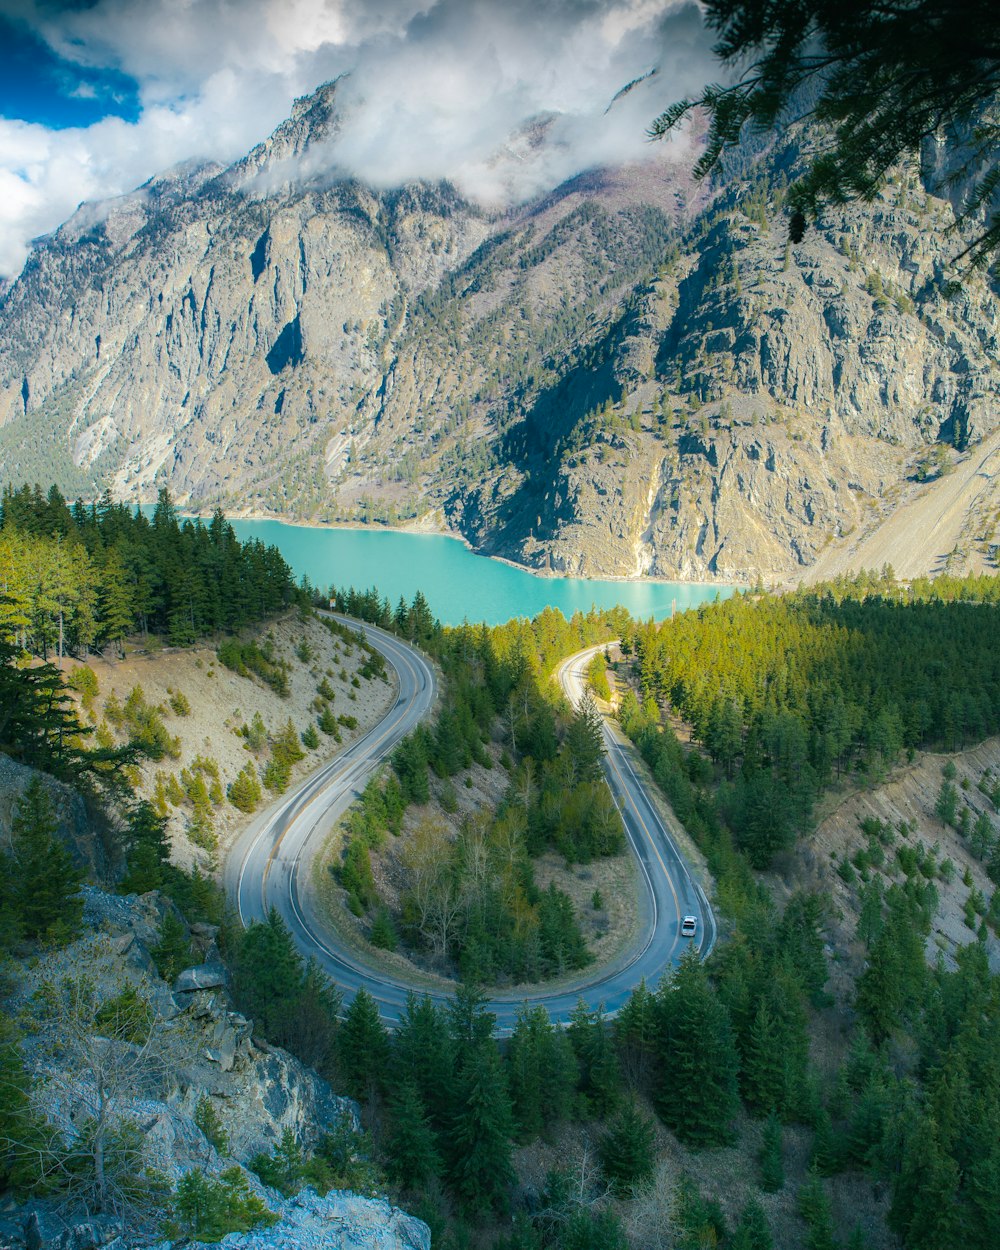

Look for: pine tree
[393,993,455,1149]
[731,1197,773,1250]
[336,987,390,1102]
[287,958,341,1074]
[384,1079,441,1190]
[598,1101,656,1196]
[231,907,303,1046]
[447,982,497,1069]
[120,799,171,893]
[448,1044,515,1215]
[99,547,134,657]
[759,1109,785,1192]
[227,762,263,814]
[564,695,605,784]
[742,998,786,1114]
[936,779,958,826]
[370,907,397,951]
[654,950,740,1146]
[11,777,83,943]
[567,1000,621,1117]
[507,1005,576,1142]
[614,978,658,1090]
[811,1109,843,1177]
[151,910,193,982]
[797,1170,836,1250]
[888,1111,960,1250]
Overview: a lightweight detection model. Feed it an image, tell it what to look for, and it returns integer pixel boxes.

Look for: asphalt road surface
[225,622,715,1030]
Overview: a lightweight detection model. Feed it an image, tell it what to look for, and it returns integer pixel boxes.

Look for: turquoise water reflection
[226,520,731,626]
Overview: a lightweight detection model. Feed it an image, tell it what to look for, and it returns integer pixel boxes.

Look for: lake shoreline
[178,507,735,592]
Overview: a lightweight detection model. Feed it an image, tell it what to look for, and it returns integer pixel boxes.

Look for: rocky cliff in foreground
[1,80,998,584]
[0,881,428,1250]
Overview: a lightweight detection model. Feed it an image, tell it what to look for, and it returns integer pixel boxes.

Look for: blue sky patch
[0,14,140,129]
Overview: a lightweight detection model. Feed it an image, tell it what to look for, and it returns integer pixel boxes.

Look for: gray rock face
[204,1189,430,1250]
[12,889,357,1176]
[22,1210,122,1250]
[0,884,426,1250]
[1,82,997,582]
[10,1191,431,1250]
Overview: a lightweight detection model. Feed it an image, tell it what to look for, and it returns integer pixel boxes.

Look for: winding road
[225,621,715,1030]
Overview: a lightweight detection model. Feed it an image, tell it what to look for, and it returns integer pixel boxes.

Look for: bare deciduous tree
[20,970,168,1224]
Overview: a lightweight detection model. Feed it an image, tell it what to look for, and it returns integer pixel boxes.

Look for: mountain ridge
[1,82,998,584]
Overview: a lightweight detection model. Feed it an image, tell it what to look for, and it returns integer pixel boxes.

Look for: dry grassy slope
[799,737,1000,978]
[66,611,396,871]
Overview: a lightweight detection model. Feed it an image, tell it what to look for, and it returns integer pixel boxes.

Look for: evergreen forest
[3,513,1000,1247]
[330,587,631,984]
[0,482,297,660]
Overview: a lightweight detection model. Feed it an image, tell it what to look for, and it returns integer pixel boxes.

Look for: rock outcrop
[188,1188,430,1250]
[0,885,430,1250]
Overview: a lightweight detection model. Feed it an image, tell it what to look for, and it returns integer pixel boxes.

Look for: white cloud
[0,0,713,276]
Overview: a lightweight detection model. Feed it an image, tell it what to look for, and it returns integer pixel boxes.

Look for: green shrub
[439,779,458,813]
[164,773,185,806]
[240,712,268,752]
[186,808,217,853]
[151,911,193,982]
[370,908,397,951]
[168,689,191,716]
[170,1167,277,1243]
[338,841,377,910]
[104,685,181,759]
[217,638,289,697]
[67,664,99,710]
[194,1096,229,1155]
[587,652,612,701]
[249,1129,306,1197]
[94,985,153,1044]
[262,758,290,794]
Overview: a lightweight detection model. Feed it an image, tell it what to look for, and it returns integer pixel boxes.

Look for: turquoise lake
[225,519,732,626]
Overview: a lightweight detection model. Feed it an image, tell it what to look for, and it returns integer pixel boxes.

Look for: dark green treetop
[652,0,1000,266]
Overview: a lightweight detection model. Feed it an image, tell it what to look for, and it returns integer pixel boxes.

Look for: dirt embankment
[66,611,396,871]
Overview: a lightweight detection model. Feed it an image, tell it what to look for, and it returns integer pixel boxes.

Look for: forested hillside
[624,571,1000,865]
[605,572,1000,1250]
[327,589,633,985]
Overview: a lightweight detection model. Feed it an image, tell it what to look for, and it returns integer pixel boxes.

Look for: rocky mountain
[1,80,999,584]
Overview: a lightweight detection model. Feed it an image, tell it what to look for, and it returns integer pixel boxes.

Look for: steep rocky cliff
[1,81,998,583]
[0,882,429,1250]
